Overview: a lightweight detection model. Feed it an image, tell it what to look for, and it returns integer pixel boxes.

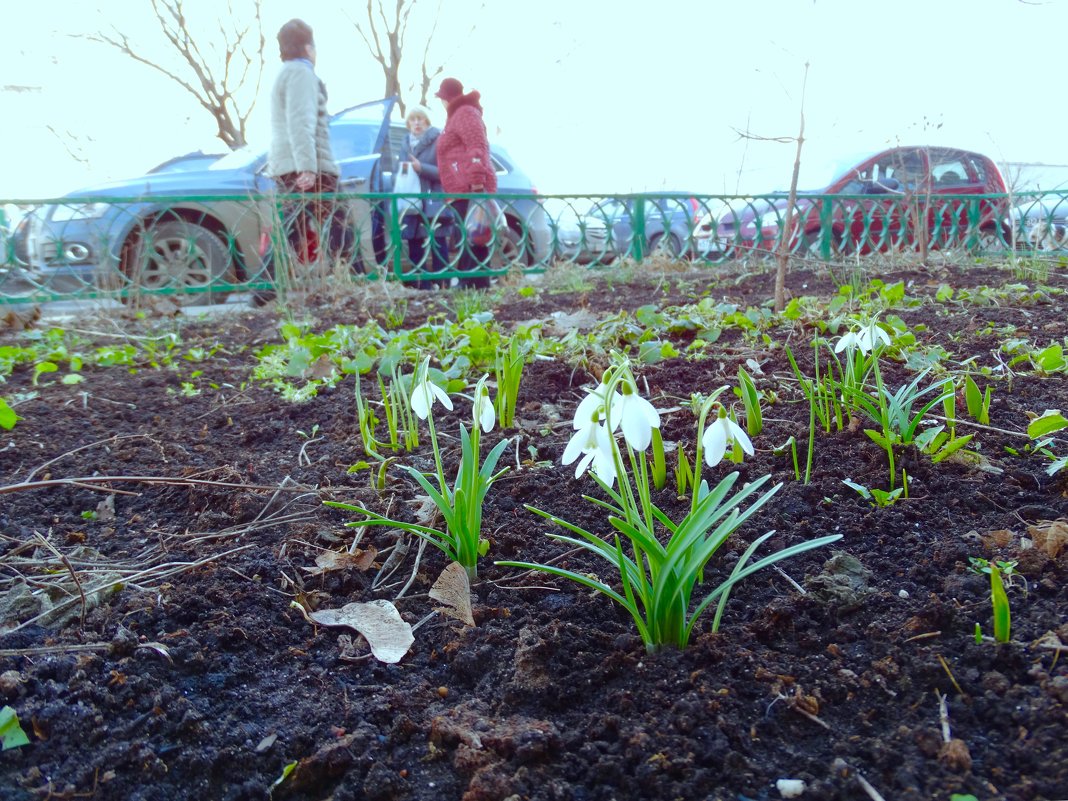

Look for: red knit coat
[436,92,497,194]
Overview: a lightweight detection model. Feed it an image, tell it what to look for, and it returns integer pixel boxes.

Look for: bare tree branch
[347,0,484,116]
[82,0,264,150]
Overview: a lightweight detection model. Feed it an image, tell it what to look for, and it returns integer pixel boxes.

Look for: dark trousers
[275,172,356,268]
[448,198,491,280]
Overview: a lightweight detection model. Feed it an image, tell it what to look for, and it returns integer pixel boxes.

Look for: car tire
[129,220,232,302]
[972,224,1013,253]
[647,233,681,259]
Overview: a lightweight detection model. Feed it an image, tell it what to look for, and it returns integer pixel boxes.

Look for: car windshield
[206,99,390,172]
[586,200,625,220]
[794,153,874,191]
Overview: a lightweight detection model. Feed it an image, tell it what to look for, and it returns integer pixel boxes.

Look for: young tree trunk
[774,64,809,313]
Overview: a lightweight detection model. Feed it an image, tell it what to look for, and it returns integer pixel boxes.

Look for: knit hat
[435,77,464,101]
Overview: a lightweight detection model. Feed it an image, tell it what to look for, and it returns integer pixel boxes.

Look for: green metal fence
[2,189,1066,305]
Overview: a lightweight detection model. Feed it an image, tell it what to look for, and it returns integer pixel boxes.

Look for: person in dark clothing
[397,105,449,288]
[435,77,497,289]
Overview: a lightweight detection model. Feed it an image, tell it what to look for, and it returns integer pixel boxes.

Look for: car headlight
[50,203,111,222]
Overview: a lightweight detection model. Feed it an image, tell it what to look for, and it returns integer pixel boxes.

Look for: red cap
[435,77,464,101]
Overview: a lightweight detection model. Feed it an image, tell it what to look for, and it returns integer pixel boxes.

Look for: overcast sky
[2,0,1067,199]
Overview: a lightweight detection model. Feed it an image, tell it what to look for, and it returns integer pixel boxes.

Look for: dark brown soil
[1,262,1067,801]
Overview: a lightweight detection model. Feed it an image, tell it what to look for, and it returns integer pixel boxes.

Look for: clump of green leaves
[499,357,840,652]
[330,360,510,579]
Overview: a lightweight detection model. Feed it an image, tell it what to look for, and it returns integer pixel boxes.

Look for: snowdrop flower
[835,321,891,355]
[471,374,495,433]
[410,366,453,420]
[573,379,623,432]
[614,382,661,451]
[701,406,754,468]
[563,413,617,486]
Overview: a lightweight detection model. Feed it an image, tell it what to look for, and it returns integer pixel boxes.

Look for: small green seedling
[735,366,763,436]
[270,760,297,793]
[968,557,1026,592]
[964,375,992,425]
[0,706,30,750]
[990,562,1011,643]
[674,445,693,496]
[915,425,975,464]
[842,479,904,508]
[0,398,19,430]
[650,427,667,490]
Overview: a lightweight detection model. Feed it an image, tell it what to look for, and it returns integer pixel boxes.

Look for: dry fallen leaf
[409,494,440,527]
[981,528,1015,550]
[429,562,475,627]
[305,354,336,380]
[301,547,378,576]
[309,600,414,663]
[95,495,116,523]
[1028,519,1068,559]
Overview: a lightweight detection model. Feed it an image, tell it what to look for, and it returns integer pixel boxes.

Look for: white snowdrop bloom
[701,408,754,467]
[410,371,453,420]
[471,374,495,433]
[835,321,891,355]
[834,329,862,354]
[573,381,622,431]
[615,383,660,451]
[563,417,617,486]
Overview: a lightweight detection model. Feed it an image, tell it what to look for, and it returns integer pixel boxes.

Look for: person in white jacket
[268,19,364,276]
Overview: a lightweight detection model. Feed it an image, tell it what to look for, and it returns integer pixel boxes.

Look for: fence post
[388,196,404,280]
[631,196,646,262]
[819,196,832,261]
[966,197,981,251]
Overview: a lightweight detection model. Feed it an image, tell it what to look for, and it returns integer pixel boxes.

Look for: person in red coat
[435,77,497,288]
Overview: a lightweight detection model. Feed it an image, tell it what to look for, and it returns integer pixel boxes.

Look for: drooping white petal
[834,331,859,354]
[573,450,596,479]
[574,382,623,431]
[574,386,605,428]
[868,324,891,350]
[702,419,728,467]
[410,381,433,419]
[430,381,453,411]
[472,375,494,432]
[589,425,618,486]
[410,376,452,420]
[563,422,598,467]
[477,395,495,432]
[619,394,661,451]
[725,417,754,455]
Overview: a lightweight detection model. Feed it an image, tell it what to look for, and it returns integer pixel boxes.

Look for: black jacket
[398,127,442,193]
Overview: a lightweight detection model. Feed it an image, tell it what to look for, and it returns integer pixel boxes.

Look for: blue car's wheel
[130,220,230,301]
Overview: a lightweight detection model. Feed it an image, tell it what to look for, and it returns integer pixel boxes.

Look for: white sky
[2,0,1067,199]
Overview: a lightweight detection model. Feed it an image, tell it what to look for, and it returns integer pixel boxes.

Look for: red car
[695,146,1009,259]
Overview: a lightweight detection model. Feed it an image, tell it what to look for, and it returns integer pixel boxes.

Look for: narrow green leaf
[990,564,1011,643]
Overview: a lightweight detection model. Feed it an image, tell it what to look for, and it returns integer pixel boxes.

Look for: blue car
[22,97,549,294]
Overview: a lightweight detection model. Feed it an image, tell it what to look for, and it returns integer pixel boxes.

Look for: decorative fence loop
[2,189,1066,305]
